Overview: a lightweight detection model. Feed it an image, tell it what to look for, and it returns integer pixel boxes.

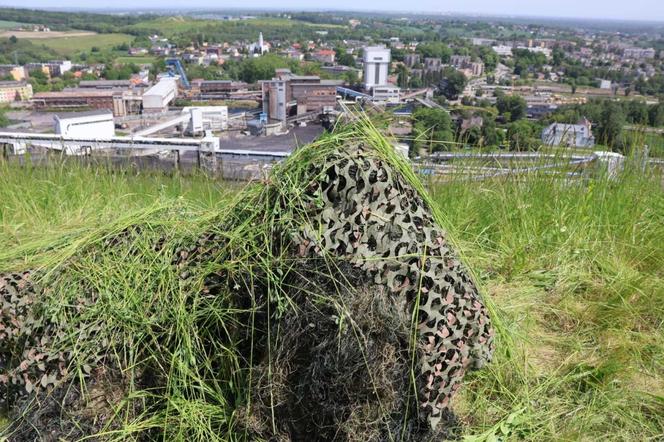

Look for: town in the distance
[1,8,664,173]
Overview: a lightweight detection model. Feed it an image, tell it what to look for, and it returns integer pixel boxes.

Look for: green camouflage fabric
[291,143,495,429]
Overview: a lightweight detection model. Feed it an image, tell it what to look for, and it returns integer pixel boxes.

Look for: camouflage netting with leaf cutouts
[1,120,494,441]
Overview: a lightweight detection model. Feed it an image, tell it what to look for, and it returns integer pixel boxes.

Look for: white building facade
[363,46,391,91]
[54,110,115,138]
[142,79,178,113]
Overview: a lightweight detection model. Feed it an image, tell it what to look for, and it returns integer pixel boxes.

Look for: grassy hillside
[0,153,662,440]
[0,37,60,65]
[25,33,133,56]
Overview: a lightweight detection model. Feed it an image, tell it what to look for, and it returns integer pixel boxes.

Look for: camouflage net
[0,130,494,441]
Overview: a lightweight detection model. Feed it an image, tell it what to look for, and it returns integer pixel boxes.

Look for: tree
[649,103,664,127]
[596,101,625,147]
[496,94,527,121]
[416,42,452,63]
[335,49,356,68]
[438,68,467,100]
[9,35,18,44]
[507,120,539,151]
[481,119,501,147]
[626,100,649,125]
[342,70,358,87]
[237,55,296,83]
[396,64,408,89]
[412,108,454,153]
[464,125,482,146]
[478,46,497,72]
[0,106,10,127]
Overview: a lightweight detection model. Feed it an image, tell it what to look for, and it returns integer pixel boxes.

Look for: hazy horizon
[1,1,664,23]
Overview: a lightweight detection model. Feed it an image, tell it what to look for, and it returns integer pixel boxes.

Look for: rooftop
[34,90,115,98]
[144,79,177,97]
[79,80,133,88]
[0,81,28,87]
[54,109,114,121]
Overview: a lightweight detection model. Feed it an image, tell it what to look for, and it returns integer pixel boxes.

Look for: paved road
[220,125,324,153]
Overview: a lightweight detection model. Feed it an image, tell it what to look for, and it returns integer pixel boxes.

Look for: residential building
[623,47,656,60]
[423,57,443,72]
[0,81,33,102]
[44,60,73,77]
[492,45,514,57]
[312,49,336,64]
[403,53,420,68]
[0,65,27,81]
[450,55,471,68]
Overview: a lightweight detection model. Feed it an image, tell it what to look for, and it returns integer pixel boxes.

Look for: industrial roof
[144,79,177,97]
[34,90,115,98]
[79,80,132,88]
[54,109,114,119]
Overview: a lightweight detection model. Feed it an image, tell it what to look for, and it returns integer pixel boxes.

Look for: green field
[26,32,132,56]
[114,55,157,65]
[0,126,662,440]
[0,19,23,29]
[128,16,344,34]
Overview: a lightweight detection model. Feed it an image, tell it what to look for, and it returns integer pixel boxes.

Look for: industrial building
[182,106,229,132]
[34,90,114,112]
[363,46,391,91]
[54,110,115,138]
[78,80,134,89]
[33,89,141,117]
[142,79,178,113]
[361,46,401,102]
[371,85,400,104]
[0,81,33,102]
[261,70,338,125]
[191,80,249,97]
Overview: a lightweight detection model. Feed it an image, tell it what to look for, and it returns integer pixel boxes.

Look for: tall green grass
[1,144,662,440]
[430,164,664,440]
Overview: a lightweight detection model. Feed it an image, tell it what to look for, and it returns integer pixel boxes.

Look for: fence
[413,150,656,182]
[0,131,288,181]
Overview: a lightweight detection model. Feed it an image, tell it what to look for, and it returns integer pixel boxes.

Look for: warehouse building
[33,89,142,117]
[54,110,115,138]
[34,90,115,112]
[142,79,178,113]
[191,80,249,97]
[78,80,134,90]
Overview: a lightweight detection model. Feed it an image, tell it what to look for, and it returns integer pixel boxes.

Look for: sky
[1,0,664,22]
